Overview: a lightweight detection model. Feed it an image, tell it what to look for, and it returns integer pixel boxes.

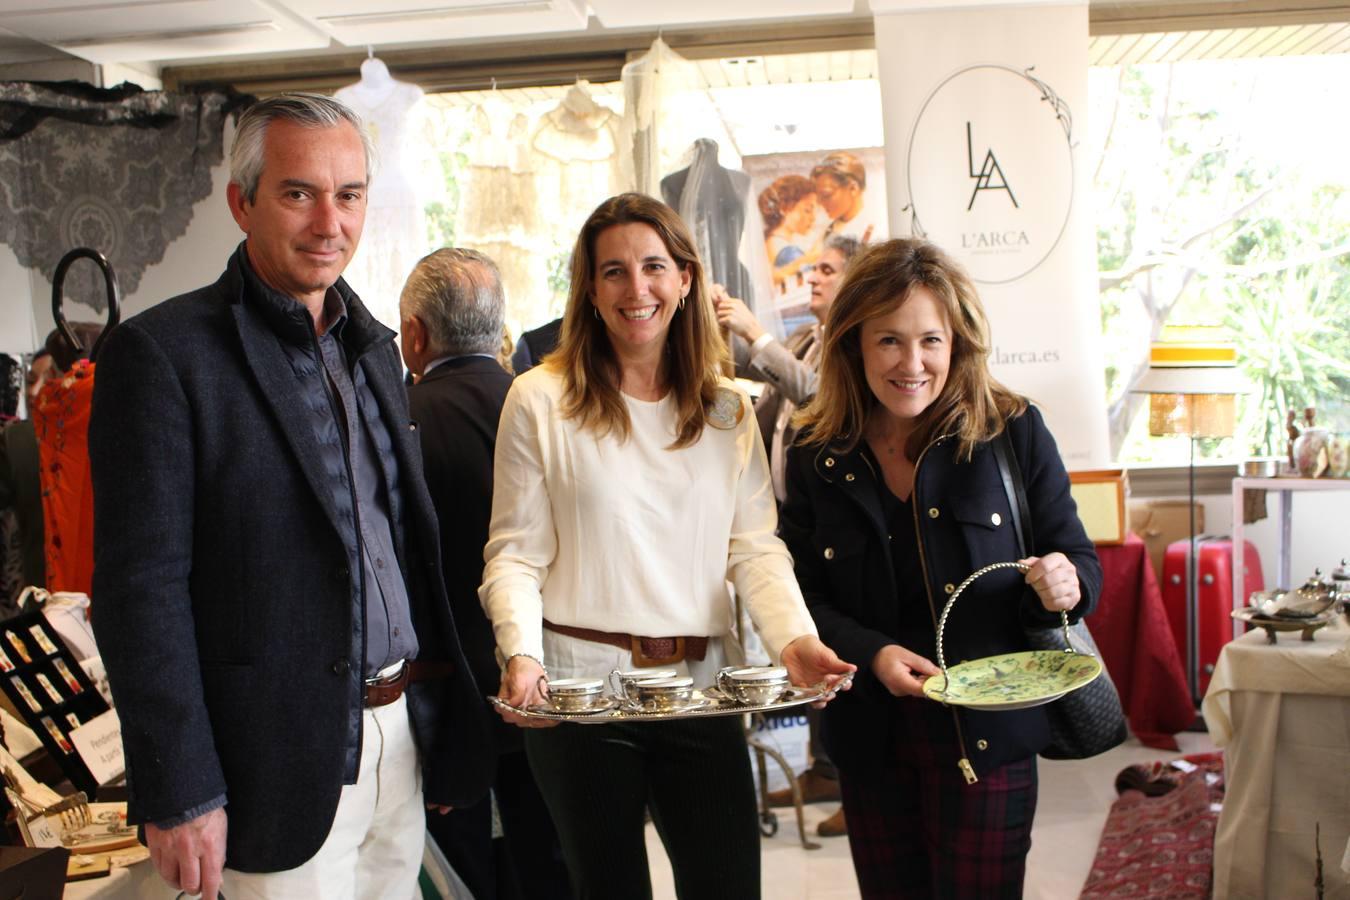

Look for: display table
[1088,534,1194,748]
[64,860,169,899]
[1229,476,1350,640]
[1202,617,1350,899]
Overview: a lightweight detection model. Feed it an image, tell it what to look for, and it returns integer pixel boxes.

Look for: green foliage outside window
[1092,57,1350,464]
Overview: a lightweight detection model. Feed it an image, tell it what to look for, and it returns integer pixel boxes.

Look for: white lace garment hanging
[335,58,431,334]
[454,96,546,332]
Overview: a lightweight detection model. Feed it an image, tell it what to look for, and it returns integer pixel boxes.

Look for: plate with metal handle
[921,561,1104,711]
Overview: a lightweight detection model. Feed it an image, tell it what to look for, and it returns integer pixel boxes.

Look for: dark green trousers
[525,715,760,900]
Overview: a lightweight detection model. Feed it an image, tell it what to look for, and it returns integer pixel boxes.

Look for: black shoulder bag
[992,429,1128,760]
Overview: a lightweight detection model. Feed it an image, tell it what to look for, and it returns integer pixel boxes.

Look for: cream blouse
[479,366,816,665]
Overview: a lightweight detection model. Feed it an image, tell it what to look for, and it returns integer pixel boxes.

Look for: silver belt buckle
[365,659,406,686]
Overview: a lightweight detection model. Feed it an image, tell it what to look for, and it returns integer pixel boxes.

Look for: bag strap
[992,426,1034,556]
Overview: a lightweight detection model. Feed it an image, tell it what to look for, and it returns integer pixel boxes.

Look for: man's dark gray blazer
[88,250,494,873]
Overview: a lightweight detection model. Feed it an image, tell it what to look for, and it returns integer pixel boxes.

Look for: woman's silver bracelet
[506,652,548,678]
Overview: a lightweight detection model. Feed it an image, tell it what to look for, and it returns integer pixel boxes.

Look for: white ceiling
[0,1,1343,72]
[0,0,865,67]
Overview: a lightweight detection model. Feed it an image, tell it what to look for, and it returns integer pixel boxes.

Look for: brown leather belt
[363,660,456,708]
[543,619,708,667]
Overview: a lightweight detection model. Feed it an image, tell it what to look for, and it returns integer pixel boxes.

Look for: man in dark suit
[88,94,492,900]
[508,316,561,375]
[401,248,570,900]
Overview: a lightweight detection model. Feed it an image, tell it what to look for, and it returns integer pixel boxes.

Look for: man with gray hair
[715,234,863,502]
[400,248,506,375]
[401,249,571,900]
[89,93,492,899]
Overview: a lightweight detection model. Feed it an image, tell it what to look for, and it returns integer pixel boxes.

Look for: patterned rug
[1080,752,1225,898]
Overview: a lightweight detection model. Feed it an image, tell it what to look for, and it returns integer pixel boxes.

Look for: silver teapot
[1332,559,1350,623]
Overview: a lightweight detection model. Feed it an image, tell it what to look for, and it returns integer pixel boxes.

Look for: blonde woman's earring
[592,305,601,320]
[678,294,686,311]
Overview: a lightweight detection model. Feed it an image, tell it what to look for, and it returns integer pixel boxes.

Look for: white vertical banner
[873,3,1109,468]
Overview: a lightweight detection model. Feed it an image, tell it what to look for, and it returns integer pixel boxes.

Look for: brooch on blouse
[706,387,746,430]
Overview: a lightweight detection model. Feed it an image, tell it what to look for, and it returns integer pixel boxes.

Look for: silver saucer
[623,696,714,715]
[526,697,620,716]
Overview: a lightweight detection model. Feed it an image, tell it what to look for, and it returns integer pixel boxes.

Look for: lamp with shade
[1131,330,1246,704]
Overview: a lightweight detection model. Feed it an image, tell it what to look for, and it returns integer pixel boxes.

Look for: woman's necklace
[868,421,909,458]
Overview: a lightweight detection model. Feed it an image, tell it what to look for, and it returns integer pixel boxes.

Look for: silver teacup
[715,666,790,705]
[632,676,695,711]
[609,668,679,702]
[543,678,606,713]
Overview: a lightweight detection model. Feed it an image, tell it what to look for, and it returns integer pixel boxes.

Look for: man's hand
[145,806,227,899]
[711,285,766,344]
[1020,553,1081,612]
[781,635,856,707]
[872,644,940,698]
[496,655,559,729]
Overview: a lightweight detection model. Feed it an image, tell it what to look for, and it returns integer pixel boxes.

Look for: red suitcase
[1161,537,1265,697]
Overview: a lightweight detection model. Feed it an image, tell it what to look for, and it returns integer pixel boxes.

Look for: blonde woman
[781,239,1099,898]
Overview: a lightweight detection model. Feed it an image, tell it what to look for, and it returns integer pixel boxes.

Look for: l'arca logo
[907,65,1074,284]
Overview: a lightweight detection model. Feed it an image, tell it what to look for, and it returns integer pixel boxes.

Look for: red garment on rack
[34,360,96,596]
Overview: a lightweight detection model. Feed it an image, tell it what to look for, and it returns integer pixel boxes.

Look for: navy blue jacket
[88,248,494,872]
[780,406,1101,777]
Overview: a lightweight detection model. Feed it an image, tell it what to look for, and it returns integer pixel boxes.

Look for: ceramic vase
[1326,433,1350,479]
[1292,427,1331,478]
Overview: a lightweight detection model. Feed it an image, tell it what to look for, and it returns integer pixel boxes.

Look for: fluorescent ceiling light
[55,20,278,48]
[319,1,553,26]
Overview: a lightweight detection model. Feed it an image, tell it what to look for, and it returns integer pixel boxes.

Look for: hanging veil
[620,38,733,197]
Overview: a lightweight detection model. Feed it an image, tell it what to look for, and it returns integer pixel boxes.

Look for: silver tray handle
[933,561,1074,689]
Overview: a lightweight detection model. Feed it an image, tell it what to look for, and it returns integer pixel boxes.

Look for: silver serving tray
[1232,606,1338,643]
[487,678,850,723]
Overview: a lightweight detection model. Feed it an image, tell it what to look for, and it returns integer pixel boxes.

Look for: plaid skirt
[838,696,1038,900]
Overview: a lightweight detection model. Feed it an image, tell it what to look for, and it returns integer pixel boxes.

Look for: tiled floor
[646,731,1218,899]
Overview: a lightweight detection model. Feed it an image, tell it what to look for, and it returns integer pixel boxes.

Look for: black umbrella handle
[51,248,121,363]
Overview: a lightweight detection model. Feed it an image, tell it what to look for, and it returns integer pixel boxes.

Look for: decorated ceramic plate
[922,649,1103,711]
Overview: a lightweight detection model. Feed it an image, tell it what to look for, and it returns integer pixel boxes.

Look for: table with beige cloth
[1202,617,1350,899]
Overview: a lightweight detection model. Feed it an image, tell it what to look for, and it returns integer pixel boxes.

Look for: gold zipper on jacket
[910,434,979,785]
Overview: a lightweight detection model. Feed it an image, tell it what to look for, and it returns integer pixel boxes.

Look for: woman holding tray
[779,239,1100,898]
[480,192,854,900]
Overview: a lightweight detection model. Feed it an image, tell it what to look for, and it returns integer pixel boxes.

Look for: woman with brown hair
[780,238,1100,898]
[480,192,854,899]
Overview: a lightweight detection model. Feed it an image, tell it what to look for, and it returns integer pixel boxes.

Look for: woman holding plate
[480,192,854,900]
[779,238,1100,898]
